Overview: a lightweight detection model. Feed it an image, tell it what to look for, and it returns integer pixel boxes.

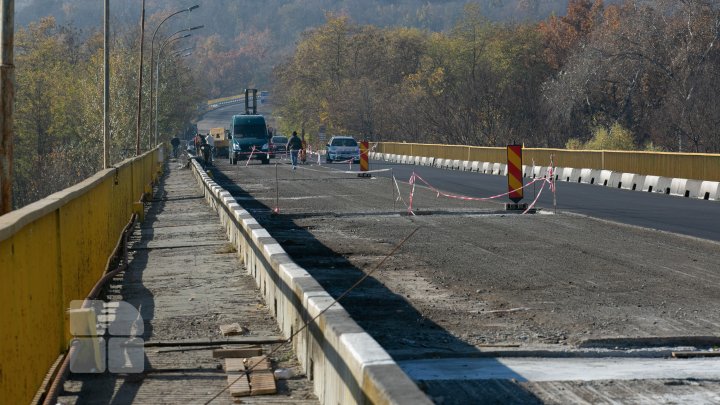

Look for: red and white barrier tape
[406,171,553,214]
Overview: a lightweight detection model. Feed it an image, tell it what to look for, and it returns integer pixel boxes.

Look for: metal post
[149,5,199,150]
[0,0,14,214]
[550,153,557,214]
[155,56,159,147]
[135,0,145,155]
[103,0,110,168]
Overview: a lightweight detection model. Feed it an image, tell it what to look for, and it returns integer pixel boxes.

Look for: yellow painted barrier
[0,147,163,405]
[207,94,244,106]
[377,143,720,182]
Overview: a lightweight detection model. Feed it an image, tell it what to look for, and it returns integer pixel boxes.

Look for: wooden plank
[250,370,277,395]
[672,351,720,358]
[213,347,262,359]
[245,356,271,371]
[227,372,251,397]
[224,358,247,372]
[143,336,285,347]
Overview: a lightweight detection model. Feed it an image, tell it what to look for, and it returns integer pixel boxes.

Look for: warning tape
[405,171,553,214]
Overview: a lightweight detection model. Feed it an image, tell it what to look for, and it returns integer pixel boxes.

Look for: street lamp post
[103,0,109,168]
[148,5,199,148]
[154,32,193,146]
[153,26,202,146]
[134,0,145,156]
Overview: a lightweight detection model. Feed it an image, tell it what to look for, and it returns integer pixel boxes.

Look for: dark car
[229,115,270,165]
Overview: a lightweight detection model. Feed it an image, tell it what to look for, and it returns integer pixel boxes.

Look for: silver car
[326,136,360,163]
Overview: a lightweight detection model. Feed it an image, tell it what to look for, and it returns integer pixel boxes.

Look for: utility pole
[134,0,145,156]
[103,0,110,168]
[0,0,14,214]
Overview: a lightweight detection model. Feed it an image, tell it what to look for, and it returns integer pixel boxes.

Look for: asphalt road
[373,161,720,242]
[199,101,720,241]
[195,103,720,403]
[205,157,720,403]
[197,102,272,134]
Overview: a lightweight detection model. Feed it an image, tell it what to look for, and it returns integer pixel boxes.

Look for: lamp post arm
[148,5,198,148]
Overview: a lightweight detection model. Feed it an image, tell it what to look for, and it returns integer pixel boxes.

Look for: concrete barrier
[471,161,480,172]
[434,158,444,168]
[597,170,612,186]
[414,156,421,165]
[451,159,461,170]
[462,161,471,171]
[191,161,431,405]
[670,178,703,198]
[481,162,492,173]
[420,157,428,166]
[533,166,548,179]
[699,181,720,200]
[579,168,601,184]
[619,173,645,191]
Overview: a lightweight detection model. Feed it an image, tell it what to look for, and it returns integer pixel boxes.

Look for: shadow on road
[210,166,542,404]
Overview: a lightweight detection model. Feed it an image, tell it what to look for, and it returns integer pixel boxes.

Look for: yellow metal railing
[206,94,244,106]
[376,143,720,182]
[0,147,163,405]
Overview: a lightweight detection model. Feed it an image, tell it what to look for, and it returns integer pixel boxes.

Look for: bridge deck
[58,161,318,405]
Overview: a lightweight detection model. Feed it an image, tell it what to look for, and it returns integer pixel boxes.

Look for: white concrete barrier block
[684,179,703,198]
[619,173,645,191]
[670,178,687,196]
[243,218,259,228]
[607,171,622,188]
[471,161,480,172]
[491,163,501,175]
[428,157,435,166]
[414,156,421,165]
[523,165,532,178]
[462,161,471,171]
[434,159,444,168]
[442,159,452,169]
[452,160,461,170]
[420,157,427,166]
[699,181,720,200]
[251,228,271,241]
[481,162,491,174]
[534,166,548,179]
[568,168,582,183]
[642,175,660,192]
[342,332,395,364]
[598,170,613,186]
[400,155,408,164]
[263,243,286,257]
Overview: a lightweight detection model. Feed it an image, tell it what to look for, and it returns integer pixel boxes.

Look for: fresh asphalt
[369,160,720,242]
